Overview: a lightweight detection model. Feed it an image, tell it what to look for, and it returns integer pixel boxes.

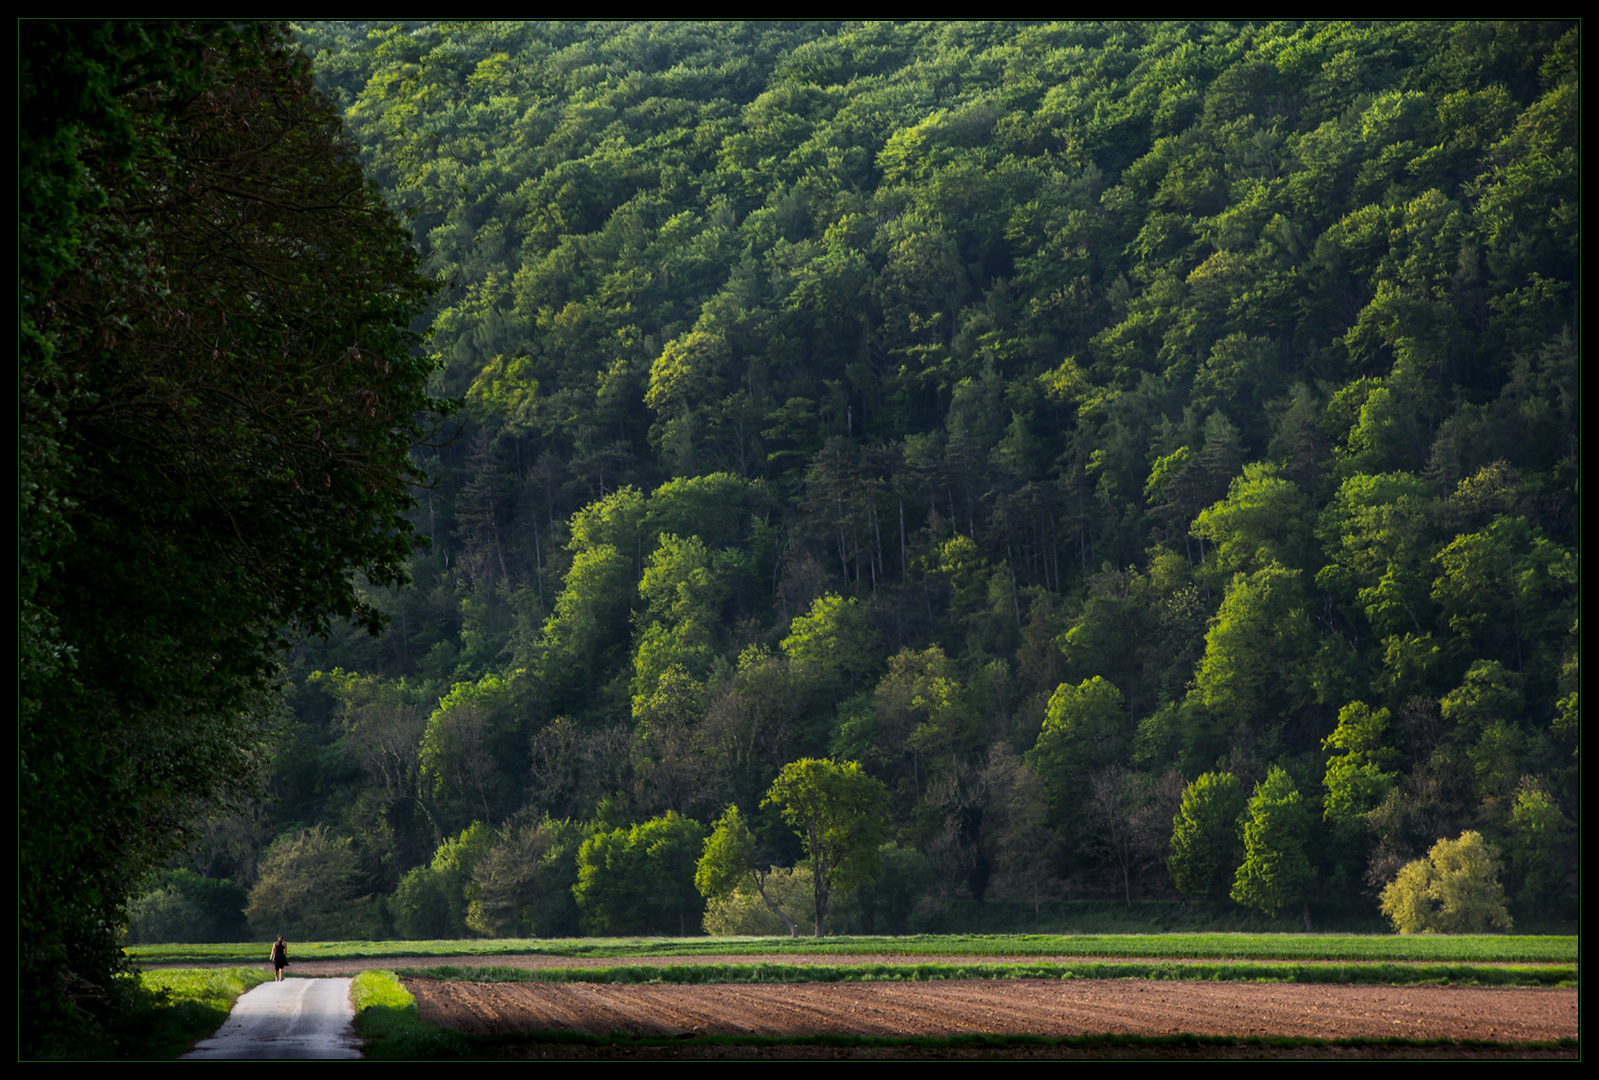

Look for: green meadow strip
[398,960,1574,989]
[129,932,1576,967]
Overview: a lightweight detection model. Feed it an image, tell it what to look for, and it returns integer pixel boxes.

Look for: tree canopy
[1168,772,1247,903]
[250,17,1574,946]
[1379,831,1513,934]
[1232,767,1316,926]
[764,758,889,935]
[696,803,802,936]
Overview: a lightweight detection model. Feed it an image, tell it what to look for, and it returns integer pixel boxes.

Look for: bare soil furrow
[405,978,1576,1043]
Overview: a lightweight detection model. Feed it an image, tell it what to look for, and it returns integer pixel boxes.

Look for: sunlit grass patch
[352,969,468,1060]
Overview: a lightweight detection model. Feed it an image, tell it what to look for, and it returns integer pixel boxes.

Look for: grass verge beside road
[121,967,274,1059]
[351,969,468,1060]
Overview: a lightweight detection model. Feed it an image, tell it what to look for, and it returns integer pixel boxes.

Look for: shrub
[1379,831,1513,934]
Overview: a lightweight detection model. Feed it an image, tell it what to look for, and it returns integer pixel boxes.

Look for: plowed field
[405,976,1575,1043]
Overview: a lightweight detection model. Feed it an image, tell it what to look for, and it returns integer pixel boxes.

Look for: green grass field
[130,931,1577,968]
[351,969,468,1060]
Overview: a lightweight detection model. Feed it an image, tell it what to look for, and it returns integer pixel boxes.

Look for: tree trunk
[753,870,799,938]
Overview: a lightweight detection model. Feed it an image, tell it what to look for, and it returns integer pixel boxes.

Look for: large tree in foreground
[20,22,440,1054]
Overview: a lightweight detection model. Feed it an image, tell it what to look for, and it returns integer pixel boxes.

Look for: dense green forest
[124,21,1576,946]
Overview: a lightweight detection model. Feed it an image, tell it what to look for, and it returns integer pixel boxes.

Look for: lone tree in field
[763,758,889,936]
[1232,767,1316,929]
[1379,831,1513,934]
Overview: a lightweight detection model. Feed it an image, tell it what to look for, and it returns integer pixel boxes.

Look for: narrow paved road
[183,977,362,1059]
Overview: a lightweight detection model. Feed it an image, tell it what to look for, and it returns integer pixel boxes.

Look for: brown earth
[404,976,1576,1046]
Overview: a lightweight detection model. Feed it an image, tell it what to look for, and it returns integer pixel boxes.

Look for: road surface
[183,977,362,1059]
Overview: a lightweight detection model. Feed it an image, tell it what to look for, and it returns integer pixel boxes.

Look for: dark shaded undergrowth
[389,1028,1582,1061]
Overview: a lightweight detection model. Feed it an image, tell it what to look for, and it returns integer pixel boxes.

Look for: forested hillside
[136,20,1577,943]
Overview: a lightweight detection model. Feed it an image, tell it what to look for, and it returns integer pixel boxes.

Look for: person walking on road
[270,936,289,981]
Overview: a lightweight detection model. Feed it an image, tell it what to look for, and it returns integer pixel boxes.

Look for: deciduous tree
[21,22,441,1053]
[467,816,584,937]
[1379,831,1513,934]
[574,811,707,935]
[1168,771,1247,902]
[246,827,370,940]
[696,804,801,937]
[763,759,889,936]
[1232,767,1317,928]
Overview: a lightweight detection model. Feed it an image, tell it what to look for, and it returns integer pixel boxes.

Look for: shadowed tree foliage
[20,22,442,1055]
[574,811,708,935]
